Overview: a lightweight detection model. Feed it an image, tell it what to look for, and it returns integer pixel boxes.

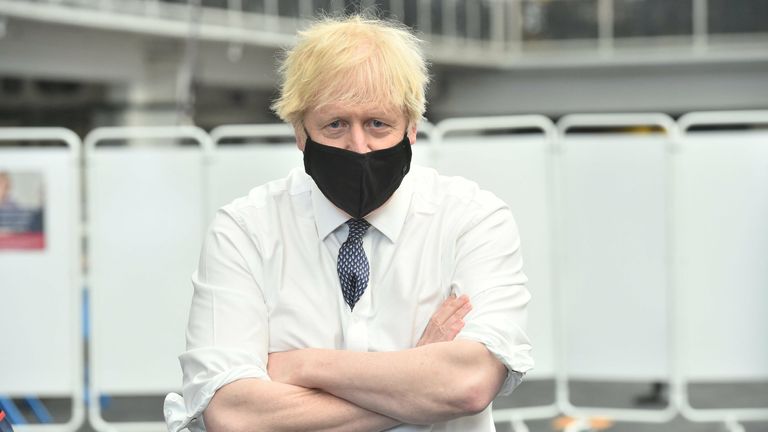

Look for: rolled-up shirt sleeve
[451,195,534,396]
[164,209,270,432]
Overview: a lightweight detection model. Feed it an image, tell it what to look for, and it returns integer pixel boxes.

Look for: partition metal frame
[674,110,768,431]
[0,127,84,432]
[209,123,294,145]
[554,114,682,426]
[433,115,560,430]
[84,125,214,154]
[84,126,212,432]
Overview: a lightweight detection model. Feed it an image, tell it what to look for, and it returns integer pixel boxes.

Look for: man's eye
[371,120,385,128]
[328,120,342,129]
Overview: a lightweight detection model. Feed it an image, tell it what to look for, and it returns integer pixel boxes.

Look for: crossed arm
[203,295,508,432]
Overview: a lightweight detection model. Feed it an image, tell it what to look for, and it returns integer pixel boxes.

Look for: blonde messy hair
[272,15,429,126]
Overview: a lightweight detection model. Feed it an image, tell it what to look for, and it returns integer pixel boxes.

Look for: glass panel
[456,0,491,40]
[403,0,419,29]
[461,0,493,41]
[242,0,266,14]
[311,0,333,15]
[479,0,492,41]
[708,0,768,34]
[201,0,227,9]
[614,0,693,37]
[456,1,467,38]
[431,1,444,35]
[370,0,392,18]
[522,0,598,41]
[278,1,300,16]
[343,0,364,13]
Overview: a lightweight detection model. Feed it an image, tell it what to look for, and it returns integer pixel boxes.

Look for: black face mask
[303,131,412,219]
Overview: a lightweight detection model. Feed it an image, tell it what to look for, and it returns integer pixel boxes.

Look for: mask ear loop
[403,122,414,144]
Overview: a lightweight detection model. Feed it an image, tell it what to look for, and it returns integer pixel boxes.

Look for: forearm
[204,378,400,432]
[290,340,506,424]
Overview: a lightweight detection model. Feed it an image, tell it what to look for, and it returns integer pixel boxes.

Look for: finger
[430,294,465,324]
[452,319,465,332]
[445,319,465,339]
[437,295,470,324]
[440,302,470,339]
[450,300,472,322]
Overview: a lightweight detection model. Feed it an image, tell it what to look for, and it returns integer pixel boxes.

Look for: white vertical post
[390,0,405,21]
[227,0,243,62]
[467,0,481,45]
[443,0,457,43]
[418,0,432,36]
[264,0,279,30]
[509,0,523,54]
[299,0,313,19]
[145,0,160,15]
[331,0,345,14]
[597,0,613,55]
[692,0,708,52]
[490,0,506,52]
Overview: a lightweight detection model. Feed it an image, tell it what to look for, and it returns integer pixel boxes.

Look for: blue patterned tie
[338,218,371,310]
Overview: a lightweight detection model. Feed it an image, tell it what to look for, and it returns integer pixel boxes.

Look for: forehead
[308,101,405,122]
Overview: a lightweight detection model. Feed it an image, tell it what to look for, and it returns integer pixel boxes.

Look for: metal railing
[0,0,767,67]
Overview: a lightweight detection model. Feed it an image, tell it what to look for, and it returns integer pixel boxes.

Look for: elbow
[204,387,271,432]
[204,405,235,432]
[204,399,248,432]
[453,359,506,416]
[402,372,499,424]
[205,403,273,432]
[455,379,497,416]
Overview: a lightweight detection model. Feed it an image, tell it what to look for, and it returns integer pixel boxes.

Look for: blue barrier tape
[24,397,52,424]
[0,398,26,425]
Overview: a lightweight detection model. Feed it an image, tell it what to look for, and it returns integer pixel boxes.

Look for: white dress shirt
[164,165,533,432]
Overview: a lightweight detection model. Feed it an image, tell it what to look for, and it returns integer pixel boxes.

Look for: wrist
[302,348,336,390]
[297,348,320,388]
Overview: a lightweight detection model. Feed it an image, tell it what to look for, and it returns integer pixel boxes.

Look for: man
[164,15,532,432]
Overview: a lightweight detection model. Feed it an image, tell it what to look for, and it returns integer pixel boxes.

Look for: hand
[417,294,472,347]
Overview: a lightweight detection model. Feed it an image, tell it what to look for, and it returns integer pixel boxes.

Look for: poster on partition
[0,171,46,250]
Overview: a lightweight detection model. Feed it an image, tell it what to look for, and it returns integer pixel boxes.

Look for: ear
[294,123,306,151]
[407,122,418,145]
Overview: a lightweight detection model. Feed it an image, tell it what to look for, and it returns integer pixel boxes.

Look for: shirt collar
[309,170,414,243]
[310,179,351,241]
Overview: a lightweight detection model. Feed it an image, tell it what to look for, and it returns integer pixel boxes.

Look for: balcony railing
[0,0,767,67]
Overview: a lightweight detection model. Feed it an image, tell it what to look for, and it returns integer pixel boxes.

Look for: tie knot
[345,218,370,241]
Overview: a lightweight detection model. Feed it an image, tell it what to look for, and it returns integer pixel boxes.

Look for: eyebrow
[318,111,400,123]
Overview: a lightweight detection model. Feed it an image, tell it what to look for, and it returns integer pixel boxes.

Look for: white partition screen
[411,123,435,168]
[558,132,670,381]
[0,128,83,431]
[86,127,210,431]
[208,124,300,221]
[675,129,768,382]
